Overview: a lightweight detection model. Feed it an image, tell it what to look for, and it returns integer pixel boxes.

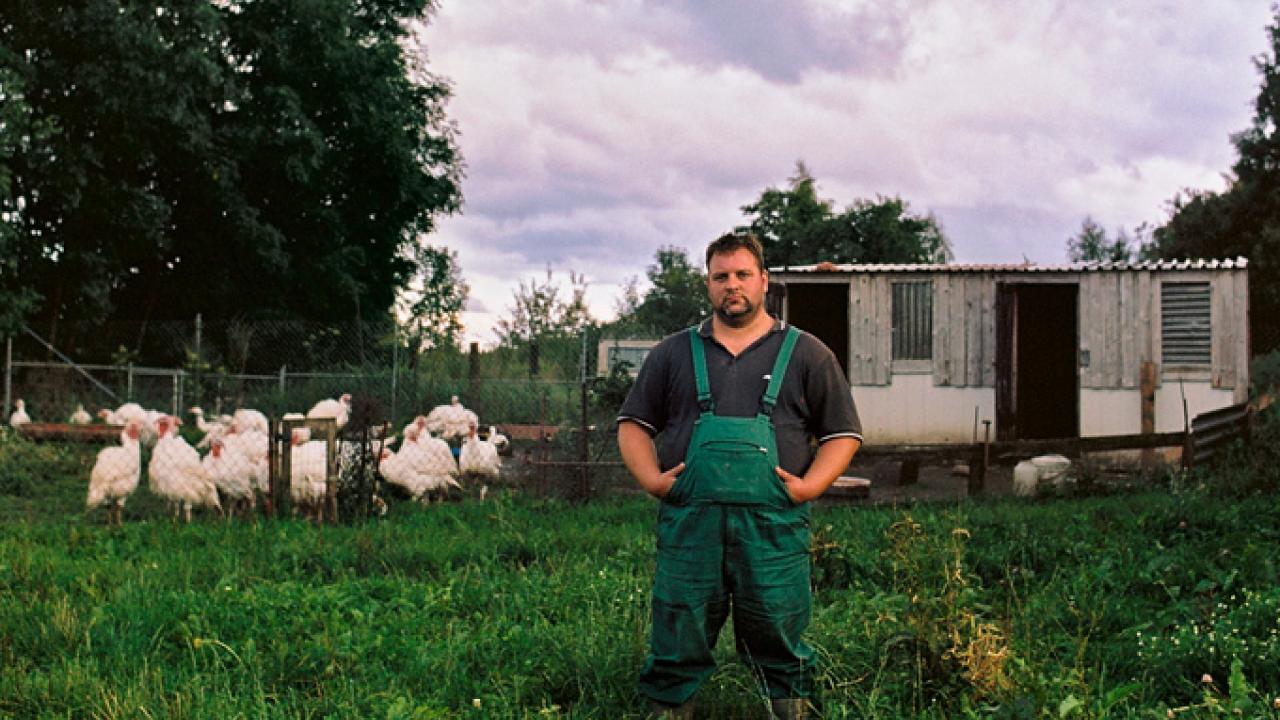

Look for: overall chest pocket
[673,420,789,506]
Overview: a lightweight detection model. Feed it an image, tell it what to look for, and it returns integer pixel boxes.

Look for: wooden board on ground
[826,476,871,499]
[499,424,562,441]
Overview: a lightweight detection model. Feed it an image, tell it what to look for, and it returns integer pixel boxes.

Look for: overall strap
[760,326,801,418]
[688,327,714,414]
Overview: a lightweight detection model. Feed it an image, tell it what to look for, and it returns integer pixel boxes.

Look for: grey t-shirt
[617,318,862,477]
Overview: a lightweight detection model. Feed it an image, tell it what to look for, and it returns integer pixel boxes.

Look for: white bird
[148,415,222,522]
[401,414,428,440]
[98,403,160,447]
[222,424,269,467]
[69,404,92,425]
[379,446,460,504]
[8,399,31,426]
[202,439,256,515]
[307,394,352,430]
[459,423,501,481]
[189,407,230,449]
[232,408,269,436]
[85,421,142,525]
[290,428,329,521]
[485,425,510,454]
[425,395,478,441]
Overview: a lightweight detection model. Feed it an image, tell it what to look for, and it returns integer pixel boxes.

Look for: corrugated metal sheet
[770,258,1249,274]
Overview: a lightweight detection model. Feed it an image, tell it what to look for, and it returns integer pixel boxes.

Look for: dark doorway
[995,283,1078,440]
[783,283,849,376]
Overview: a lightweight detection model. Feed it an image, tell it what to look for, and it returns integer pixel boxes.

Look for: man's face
[706,248,768,327]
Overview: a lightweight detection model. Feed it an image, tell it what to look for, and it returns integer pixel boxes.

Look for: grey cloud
[647,1,918,82]
[934,203,1086,265]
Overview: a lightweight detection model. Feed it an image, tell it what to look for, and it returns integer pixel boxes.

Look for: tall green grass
[2,432,1279,717]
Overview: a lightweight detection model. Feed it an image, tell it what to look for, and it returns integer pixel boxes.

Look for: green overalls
[639,326,814,706]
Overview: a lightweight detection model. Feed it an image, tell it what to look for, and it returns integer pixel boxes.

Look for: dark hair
[705,231,766,272]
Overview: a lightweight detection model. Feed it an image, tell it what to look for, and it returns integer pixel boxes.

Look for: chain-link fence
[6,318,670,509]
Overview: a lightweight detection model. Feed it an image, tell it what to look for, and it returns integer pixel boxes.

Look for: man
[617,232,862,719]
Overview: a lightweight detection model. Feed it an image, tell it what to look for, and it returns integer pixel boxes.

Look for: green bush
[0,432,85,498]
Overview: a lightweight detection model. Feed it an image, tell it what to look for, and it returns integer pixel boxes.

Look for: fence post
[172,371,180,417]
[578,331,590,499]
[391,329,399,425]
[279,365,286,396]
[3,336,11,419]
[127,363,134,401]
[194,313,202,406]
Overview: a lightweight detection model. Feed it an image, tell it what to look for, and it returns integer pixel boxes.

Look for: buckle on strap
[759,399,776,417]
[698,397,715,413]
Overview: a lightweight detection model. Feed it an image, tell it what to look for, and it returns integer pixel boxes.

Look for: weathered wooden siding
[1080,272,1150,389]
[1210,268,1250,400]
[930,274,993,388]
[797,267,1248,395]
[848,275,891,385]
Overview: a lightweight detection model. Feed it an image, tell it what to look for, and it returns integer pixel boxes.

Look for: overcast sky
[417,1,1274,346]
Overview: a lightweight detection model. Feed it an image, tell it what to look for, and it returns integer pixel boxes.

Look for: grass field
[2,432,1279,718]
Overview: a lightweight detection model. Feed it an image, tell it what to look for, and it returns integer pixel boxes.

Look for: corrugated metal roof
[769,258,1249,274]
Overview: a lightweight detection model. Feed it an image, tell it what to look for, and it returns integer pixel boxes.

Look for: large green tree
[1146,9,1280,352]
[740,163,951,268]
[620,246,710,336]
[0,0,461,355]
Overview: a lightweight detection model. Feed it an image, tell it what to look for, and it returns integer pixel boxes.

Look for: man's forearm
[791,437,861,503]
[617,421,665,497]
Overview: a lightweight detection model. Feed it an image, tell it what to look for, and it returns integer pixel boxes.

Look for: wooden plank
[981,274,996,387]
[1141,361,1158,470]
[949,272,967,387]
[1119,273,1137,388]
[873,276,892,386]
[933,274,952,386]
[850,275,873,385]
[1235,269,1250,403]
[14,423,124,443]
[1151,273,1164,377]
[965,275,985,387]
[1213,271,1236,390]
[856,431,1184,465]
[1103,273,1121,388]
[1079,275,1102,388]
[501,423,562,441]
[1136,271,1153,372]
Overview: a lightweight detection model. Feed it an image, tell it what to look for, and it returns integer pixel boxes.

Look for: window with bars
[892,281,933,361]
[1161,282,1211,367]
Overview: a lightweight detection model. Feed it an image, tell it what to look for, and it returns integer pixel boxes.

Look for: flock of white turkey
[76,393,505,525]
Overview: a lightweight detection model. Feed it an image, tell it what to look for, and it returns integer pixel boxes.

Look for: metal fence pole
[3,336,11,419]
[391,329,399,424]
[279,365,286,396]
[578,331,589,498]
[194,313,202,406]
[127,363,134,401]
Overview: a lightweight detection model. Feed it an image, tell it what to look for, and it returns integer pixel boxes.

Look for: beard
[714,294,759,327]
